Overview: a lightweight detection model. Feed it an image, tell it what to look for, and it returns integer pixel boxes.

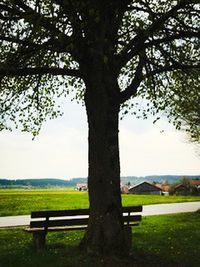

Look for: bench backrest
[123,205,142,226]
[30,206,142,230]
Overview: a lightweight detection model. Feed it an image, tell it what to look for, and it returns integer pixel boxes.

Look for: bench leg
[124,226,132,250]
[33,232,46,249]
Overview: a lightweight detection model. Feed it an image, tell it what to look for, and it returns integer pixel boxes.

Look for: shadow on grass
[0,245,178,267]
[0,233,178,267]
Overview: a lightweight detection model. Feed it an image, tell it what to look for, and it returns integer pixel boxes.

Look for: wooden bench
[25,206,142,249]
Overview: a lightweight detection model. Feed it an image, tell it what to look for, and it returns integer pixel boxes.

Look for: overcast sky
[0,99,200,180]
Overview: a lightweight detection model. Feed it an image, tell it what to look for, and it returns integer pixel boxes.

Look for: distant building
[174,184,189,195]
[190,180,200,195]
[190,180,200,187]
[76,183,88,191]
[128,182,162,195]
[121,184,129,194]
[155,183,172,196]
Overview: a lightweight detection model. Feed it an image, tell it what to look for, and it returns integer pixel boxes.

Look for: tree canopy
[168,70,200,143]
[0,0,199,136]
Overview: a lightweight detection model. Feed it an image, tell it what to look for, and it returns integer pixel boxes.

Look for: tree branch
[0,3,21,14]
[118,0,198,67]
[0,34,69,53]
[119,53,145,103]
[6,0,73,51]
[119,56,200,104]
[146,62,200,78]
[0,35,40,47]
[0,67,81,78]
[145,30,200,49]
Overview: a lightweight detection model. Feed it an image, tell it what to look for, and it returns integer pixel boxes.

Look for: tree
[179,177,191,188]
[176,76,200,144]
[162,70,200,143]
[0,0,200,257]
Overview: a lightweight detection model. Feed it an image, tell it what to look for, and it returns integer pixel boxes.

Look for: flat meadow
[0,188,200,216]
[0,188,200,267]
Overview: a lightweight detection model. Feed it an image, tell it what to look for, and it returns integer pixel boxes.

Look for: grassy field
[0,188,200,216]
[0,212,199,267]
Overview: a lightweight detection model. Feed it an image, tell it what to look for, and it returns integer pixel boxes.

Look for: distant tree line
[0,178,86,188]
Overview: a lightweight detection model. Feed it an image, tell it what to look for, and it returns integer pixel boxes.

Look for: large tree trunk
[80,66,130,256]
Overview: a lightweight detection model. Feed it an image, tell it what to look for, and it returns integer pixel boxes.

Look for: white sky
[0,99,200,180]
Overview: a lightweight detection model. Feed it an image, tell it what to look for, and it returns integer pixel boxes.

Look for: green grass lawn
[0,189,89,216]
[0,188,200,216]
[0,212,199,267]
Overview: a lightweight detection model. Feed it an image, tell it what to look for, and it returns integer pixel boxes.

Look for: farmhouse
[174,184,189,195]
[190,179,200,187]
[121,184,129,194]
[76,183,88,191]
[155,183,172,195]
[128,182,162,195]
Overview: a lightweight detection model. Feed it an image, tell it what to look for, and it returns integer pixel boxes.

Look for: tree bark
[80,65,130,256]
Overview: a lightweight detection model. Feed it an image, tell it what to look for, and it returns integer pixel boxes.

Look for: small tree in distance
[0,0,200,257]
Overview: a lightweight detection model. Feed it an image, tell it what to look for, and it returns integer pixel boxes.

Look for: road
[0,201,199,228]
[142,201,200,216]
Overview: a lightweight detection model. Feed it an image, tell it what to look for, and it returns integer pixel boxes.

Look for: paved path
[0,202,199,228]
[142,201,200,216]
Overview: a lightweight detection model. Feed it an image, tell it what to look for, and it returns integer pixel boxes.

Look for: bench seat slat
[31,209,89,218]
[30,218,89,228]
[25,226,87,233]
